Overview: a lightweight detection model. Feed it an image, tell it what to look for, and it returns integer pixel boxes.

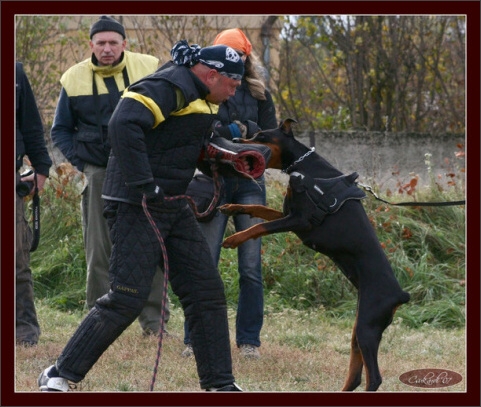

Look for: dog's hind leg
[357,286,410,391]
[341,319,364,391]
[356,325,383,391]
[354,292,406,391]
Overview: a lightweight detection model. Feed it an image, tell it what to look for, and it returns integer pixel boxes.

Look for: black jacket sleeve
[16,62,52,175]
[50,88,84,170]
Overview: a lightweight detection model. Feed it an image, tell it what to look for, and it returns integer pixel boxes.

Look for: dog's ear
[280,118,298,135]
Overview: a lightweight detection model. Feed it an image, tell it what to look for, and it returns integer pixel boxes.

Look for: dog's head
[237,118,299,170]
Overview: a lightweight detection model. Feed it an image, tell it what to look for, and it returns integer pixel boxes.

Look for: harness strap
[290,171,366,225]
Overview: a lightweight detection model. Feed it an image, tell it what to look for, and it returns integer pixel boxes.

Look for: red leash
[141,194,170,392]
[142,165,221,391]
[184,165,223,220]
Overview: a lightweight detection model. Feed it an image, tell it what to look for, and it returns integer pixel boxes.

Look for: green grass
[28,167,87,310]
[17,150,467,395]
[29,161,466,330]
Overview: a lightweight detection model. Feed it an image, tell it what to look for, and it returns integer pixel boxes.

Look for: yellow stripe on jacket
[122,91,219,128]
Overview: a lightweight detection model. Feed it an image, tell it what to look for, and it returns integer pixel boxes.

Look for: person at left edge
[16,61,53,347]
[50,15,170,336]
[38,40,245,392]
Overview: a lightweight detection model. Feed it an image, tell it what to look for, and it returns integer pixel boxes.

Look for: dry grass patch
[15,302,465,393]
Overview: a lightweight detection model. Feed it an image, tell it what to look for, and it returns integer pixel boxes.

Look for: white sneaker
[207,382,243,391]
[38,365,70,392]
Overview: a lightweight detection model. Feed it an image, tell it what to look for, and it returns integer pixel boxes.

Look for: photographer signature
[399,368,462,388]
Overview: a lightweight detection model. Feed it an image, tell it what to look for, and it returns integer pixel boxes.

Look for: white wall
[269,131,466,195]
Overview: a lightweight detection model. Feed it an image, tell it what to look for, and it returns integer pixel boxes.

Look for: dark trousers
[16,172,41,344]
[56,200,234,389]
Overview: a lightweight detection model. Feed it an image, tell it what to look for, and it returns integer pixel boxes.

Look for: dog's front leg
[222,214,309,248]
[222,223,269,248]
[219,204,284,221]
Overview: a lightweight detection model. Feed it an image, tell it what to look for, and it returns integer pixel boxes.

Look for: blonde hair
[244,52,267,101]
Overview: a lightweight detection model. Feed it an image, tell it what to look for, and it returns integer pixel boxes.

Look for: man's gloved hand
[228,120,247,139]
[244,120,261,138]
[140,182,165,203]
[211,120,231,140]
[211,119,261,141]
[229,120,261,140]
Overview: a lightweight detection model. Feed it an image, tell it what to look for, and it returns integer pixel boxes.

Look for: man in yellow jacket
[51,16,169,335]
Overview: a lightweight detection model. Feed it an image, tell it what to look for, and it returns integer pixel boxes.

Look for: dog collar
[283,147,315,174]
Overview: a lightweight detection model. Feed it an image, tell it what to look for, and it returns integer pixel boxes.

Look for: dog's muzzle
[198,137,271,179]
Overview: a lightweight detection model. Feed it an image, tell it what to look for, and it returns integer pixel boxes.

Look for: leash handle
[357,182,465,207]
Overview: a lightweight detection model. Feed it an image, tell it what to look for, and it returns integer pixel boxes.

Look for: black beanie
[90,16,126,39]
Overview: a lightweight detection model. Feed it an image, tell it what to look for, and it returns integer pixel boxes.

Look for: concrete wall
[266,131,466,194]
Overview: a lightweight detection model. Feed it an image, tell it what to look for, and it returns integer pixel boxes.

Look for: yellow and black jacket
[102,62,219,204]
[51,51,159,170]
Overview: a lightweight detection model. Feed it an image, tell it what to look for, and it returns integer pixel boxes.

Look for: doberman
[219,118,410,392]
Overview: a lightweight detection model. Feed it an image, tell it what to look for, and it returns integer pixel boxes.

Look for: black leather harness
[289,171,366,225]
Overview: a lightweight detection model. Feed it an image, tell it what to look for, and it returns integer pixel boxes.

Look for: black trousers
[56,200,234,389]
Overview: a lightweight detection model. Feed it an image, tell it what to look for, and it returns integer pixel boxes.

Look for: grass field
[15,158,467,397]
[15,301,466,393]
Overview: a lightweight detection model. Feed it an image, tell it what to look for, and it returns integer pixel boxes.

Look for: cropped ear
[280,118,298,135]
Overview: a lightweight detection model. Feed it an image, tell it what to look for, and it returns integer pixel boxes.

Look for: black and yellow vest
[102,63,219,204]
[60,51,158,166]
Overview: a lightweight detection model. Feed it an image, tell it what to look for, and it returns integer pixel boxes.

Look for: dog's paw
[222,235,241,249]
[218,204,245,216]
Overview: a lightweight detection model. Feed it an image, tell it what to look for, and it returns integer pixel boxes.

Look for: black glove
[244,120,261,138]
[211,120,232,140]
[140,182,165,203]
[211,120,248,140]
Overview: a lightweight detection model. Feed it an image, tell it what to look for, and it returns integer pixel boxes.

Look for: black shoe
[207,383,243,392]
[16,340,37,347]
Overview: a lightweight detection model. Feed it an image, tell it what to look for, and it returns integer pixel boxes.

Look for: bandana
[171,40,244,81]
[213,28,252,57]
